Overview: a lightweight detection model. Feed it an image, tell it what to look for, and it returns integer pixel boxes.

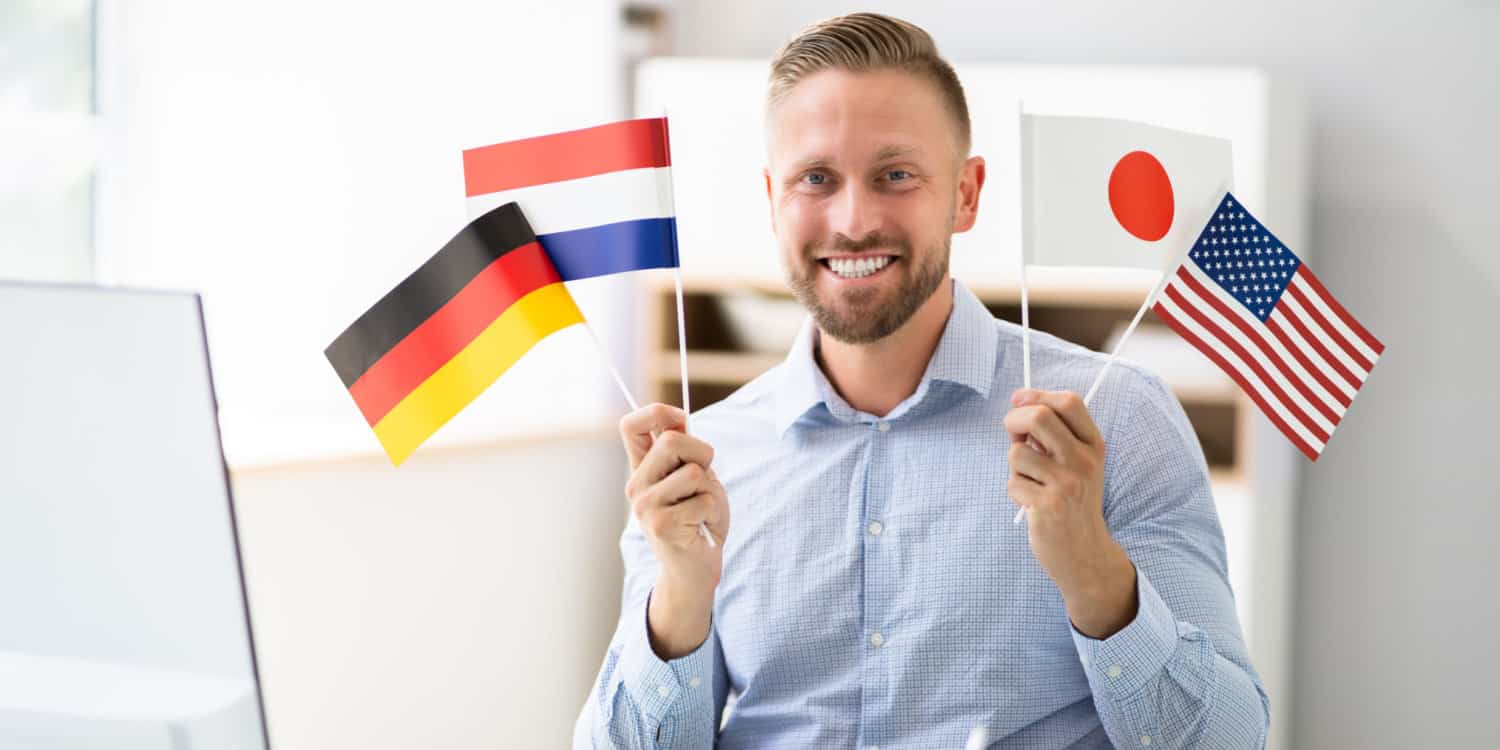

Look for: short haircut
[767,12,971,156]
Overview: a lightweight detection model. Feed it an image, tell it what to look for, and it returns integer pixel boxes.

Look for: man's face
[764,68,984,345]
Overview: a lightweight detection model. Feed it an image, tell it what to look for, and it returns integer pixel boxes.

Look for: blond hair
[767,13,971,155]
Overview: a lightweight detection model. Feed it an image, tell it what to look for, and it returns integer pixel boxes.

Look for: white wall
[230,434,627,749]
[664,1,1500,747]
[96,0,638,468]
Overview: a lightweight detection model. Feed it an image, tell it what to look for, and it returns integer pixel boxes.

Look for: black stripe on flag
[324,201,538,388]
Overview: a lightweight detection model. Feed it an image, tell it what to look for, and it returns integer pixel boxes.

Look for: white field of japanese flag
[1022,114,1234,272]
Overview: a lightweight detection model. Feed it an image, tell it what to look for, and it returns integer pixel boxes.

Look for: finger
[1010,389,1102,446]
[638,491,717,544]
[634,430,714,492]
[665,492,723,539]
[1007,470,1044,509]
[619,403,687,469]
[1004,404,1079,462]
[637,459,712,513]
[1009,439,1060,487]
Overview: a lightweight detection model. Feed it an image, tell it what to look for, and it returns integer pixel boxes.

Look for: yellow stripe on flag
[371,282,583,465]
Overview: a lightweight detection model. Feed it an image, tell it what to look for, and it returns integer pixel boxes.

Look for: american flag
[1151,192,1384,460]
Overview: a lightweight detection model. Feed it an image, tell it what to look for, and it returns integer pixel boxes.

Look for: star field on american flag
[1189,194,1301,321]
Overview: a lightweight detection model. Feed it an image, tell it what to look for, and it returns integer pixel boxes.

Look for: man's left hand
[1005,388,1138,639]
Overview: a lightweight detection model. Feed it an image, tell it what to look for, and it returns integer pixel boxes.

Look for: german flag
[325,202,584,465]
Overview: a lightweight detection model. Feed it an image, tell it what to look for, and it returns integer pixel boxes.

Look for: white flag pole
[1012,184,1229,525]
[583,319,641,414]
[581,317,714,548]
[661,110,714,548]
[1079,183,1231,406]
[1012,102,1035,526]
[1017,102,1033,393]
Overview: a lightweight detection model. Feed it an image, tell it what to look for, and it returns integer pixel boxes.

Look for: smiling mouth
[819,255,898,280]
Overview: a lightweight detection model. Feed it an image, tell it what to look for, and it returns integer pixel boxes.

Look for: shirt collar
[772,278,1000,437]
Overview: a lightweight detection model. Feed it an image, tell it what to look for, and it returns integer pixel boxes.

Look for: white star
[1218,275,1226,282]
[1227,198,1235,207]
[1232,286,1239,293]
[1232,237,1239,244]
[1237,212,1244,219]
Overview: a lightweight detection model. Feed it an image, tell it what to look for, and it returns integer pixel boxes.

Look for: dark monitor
[0,282,270,749]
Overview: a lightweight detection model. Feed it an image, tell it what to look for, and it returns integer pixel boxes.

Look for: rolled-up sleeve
[1075,370,1271,749]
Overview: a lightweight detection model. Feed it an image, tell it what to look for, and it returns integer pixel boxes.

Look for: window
[0,0,96,283]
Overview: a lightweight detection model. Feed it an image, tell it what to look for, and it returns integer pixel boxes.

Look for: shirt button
[1107,664,1123,679]
[876,421,890,432]
[657,685,670,698]
[1140,736,1152,746]
[688,676,702,688]
[869,632,885,647]
[867,521,883,536]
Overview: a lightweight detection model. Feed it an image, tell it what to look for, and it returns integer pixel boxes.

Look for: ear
[952,155,986,234]
[763,166,777,235]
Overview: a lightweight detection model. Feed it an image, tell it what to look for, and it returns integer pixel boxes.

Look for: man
[576,13,1268,749]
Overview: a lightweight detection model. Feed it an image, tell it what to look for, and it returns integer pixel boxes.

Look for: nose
[827,179,880,242]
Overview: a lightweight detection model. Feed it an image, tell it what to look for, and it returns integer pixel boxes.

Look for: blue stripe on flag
[538,217,679,281]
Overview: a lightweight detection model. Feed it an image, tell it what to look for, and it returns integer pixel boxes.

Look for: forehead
[766,67,955,169]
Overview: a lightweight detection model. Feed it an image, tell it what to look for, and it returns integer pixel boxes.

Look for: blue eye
[805,173,826,185]
[887,169,911,181]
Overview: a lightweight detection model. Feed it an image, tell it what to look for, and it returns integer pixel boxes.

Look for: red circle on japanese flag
[1108,151,1174,241]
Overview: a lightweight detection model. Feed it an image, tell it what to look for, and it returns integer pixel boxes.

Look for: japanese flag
[1021,114,1233,272]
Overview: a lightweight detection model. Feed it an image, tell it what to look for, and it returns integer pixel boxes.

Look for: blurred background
[3,0,1496,747]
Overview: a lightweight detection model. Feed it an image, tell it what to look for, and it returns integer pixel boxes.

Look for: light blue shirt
[576,279,1269,748]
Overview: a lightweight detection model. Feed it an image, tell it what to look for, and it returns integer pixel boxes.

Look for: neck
[815,277,955,417]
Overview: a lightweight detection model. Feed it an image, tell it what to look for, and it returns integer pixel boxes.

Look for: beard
[784,230,949,345]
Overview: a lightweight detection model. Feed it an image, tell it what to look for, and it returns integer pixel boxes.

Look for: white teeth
[827,255,893,279]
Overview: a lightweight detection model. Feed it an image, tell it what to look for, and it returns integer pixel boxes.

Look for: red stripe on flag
[1294,265,1384,355]
[462,117,671,197]
[1154,300,1321,461]
[1285,280,1373,372]
[348,242,563,426]
[1164,284,1331,444]
[1263,314,1354,408]
[1174,268,1342,426]
[1276,294,1363,391]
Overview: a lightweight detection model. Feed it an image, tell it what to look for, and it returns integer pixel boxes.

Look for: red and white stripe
[1152,261,1383,460]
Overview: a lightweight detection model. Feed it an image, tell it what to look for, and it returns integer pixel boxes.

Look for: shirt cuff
[616,587,717,727]
[1070,566,1179,699]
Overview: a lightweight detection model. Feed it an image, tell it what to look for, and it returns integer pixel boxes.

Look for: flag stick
[583,313,716,549]
[660,109,714,548]
[583,319,640,414]
[1081,270,1170,405]
[1017,101,1033,394]
[1012,101,1034,526]
[672,265,714,548]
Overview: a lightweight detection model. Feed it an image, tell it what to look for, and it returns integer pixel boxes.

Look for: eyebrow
[789,145,923,173]
[873,144,920,162]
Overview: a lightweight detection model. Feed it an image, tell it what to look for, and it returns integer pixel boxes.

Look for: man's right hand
[620,403,729,660]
